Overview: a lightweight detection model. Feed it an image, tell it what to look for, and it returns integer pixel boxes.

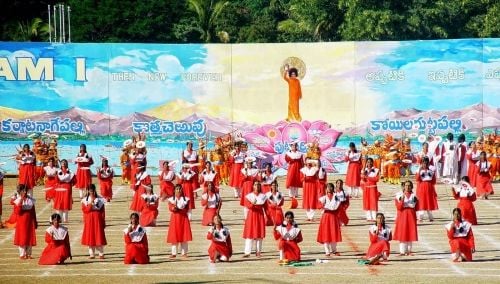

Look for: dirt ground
[0,175,499,284]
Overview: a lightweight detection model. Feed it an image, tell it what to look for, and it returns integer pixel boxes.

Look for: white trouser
[346,186,359,197]
[306,209,315,220]
[399,242,412,254]
[172,242,188,255]
[233,187,240,198]
[324,242,337,254]
[89,246,104,257]
[18,246,32,257]
[288,187,298,198]
[243,207,249,219]
[56,210,69,222]
[417,210,433,221]
[187,210,192,221]
[244,239,262,255]
[366,210,377,221]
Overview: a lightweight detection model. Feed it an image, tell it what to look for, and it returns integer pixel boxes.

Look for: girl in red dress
[476,151,494,199]
[229,142,246,198]
[176,163,196,220]
[3,187,21,229]
[39,213,72,265]
[261,163,277,194]
[416,157,438,222]
[317,184,342,257]
[265,181,284,226]
[75,144,94,198]
[81,184,107,259]
[97,158,114,202]
[130,162,150,213]
[334,180,350,226]
[43,157,58,202]
[446,208,475,262]
[54,159,75,223]
[201,181,221,226]
[451,176,477,225]
[274,211,303,263]
[240,157,260,219]
[130,142,147,190]
[181,141,199,189]
[243,181,268,258]
[361,158,380,221]
[199,161,220,193]
[13,185,37,259]
[344,142,362,198]
[16,144,36,196]
[159,161,176,200]
[166,185,193,258]
[363,213,392,265]
[140,184,159,227]
[301,159,320,221]
[465,141,480,187]
[207,214,233,263]
[124,212,149,264]
[393,180,418,256]
[285,142,304,198]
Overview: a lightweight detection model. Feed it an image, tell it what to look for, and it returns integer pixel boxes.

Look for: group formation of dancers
[0,131,496,266]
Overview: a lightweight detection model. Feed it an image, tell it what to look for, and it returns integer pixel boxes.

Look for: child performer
[265,181,284,226]
[364,213,392,265]
[201,181,221,226]
[344,142,362,198]
[97,158,114,202]
[240,157,260,219]
[243,181,268,258]
[13,184,37,259]
[39,213,72,265]
[207,214,233,263]
[200,161,220,193]
[476,151,494,199]
[54,159,75,223]
[159,161,176,200]
[334,179,350,226]
[446,208,475,262]
[301,159,320,221]
[166,185,193,258]
[43,157,58,202]
[81,184,107,259]
[130,162,150,214]
[274,211,303,263]
[75,144,94,199]
[176,163,196,220]
[393,181,418,256]
[140,184,159,227]
[415,157,438,222]
[261,163,277,193]
[285,142,304,198]
[16,144,36,196]
[451,176,477,225]
[124,212,149,264]
[361,158,380,221]
[317,183,342,257]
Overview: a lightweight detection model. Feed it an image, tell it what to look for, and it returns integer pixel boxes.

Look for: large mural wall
[0,39,498,175]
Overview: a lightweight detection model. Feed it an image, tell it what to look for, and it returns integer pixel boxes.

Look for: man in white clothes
[441,133,459,184]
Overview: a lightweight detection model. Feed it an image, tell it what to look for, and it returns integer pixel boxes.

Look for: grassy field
[0,176,499,283]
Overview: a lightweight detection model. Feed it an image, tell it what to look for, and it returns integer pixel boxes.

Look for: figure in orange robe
[283,65,302,122]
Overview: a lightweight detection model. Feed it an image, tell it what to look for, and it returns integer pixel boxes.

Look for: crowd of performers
[0,131,497,265]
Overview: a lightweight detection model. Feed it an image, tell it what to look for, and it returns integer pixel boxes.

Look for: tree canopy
[1,0,498,42]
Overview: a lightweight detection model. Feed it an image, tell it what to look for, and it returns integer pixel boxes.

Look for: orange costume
[283,71,302,122]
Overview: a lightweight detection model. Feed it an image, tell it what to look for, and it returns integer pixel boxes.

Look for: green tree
[187,0,230,43]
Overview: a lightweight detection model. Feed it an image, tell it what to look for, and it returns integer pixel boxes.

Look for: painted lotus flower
[243,120,343,172]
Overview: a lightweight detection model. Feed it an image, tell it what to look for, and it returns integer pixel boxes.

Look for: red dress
[285,151,303,188]
[317,194,342,243]
[182,149,200,189]
[200,169,220,193]
[81,198,107,246]
[317,168,327,199]
[53,169,75,211]
[446,220,475,261]
[18,151,36,189]
[466,150,480,187]
[345,151,362,187]
[476,161,494,196]
[261,171,277,193]
[229,150,245,188]
[301,166,320,209]
[453,182,477,225]
[207,226,233,261]
[130,171,150,212]
[4,193,19,228]
[239,168,260,206]
[13,196,37,246]
[124,225,149,264]
[43,166,58,201]
[159,169,175,198]
[39,225,71,265]
[97,167,114,201]
[129,153,146,190]
[177,170,196,210]
[265,191,284,226]
[393,193,418,242]
[366,225,392,259]
[335,191,350,225]
[140,193,159,227]
[242,192,267,239]
[274,223,303,261]
[166,196,193,243]
[416,167,438,210]
[201,192,221,226]
[75,153,93,189]
[361,167,380,211]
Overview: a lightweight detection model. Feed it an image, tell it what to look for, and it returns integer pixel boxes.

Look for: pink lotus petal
[308,120,330,132]
[317,129,343,150]
[281,122,308,144]
[301,120,312,130]
[243,132,276,153]
[322,147,347,163]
